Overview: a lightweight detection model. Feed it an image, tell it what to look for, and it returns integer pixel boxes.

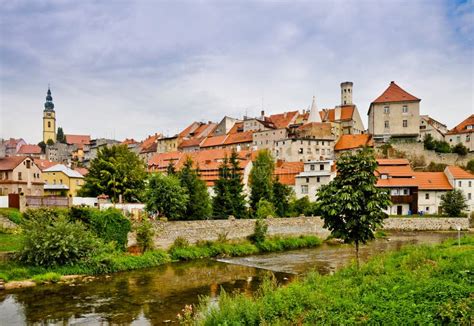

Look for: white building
[445,166,474,212]
[294,160,335,201]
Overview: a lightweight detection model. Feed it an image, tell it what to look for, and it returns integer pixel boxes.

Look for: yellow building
[43,164,84,196]
[43,88,57,143]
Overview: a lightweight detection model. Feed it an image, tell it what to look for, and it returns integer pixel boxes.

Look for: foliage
[466,159,474,173]
[0,208,23,224]
[272,179,293,217]
[440,189,468,217]
[197,237,474,325]
[423,134,436,150]
[256,235,322,252]
[423,134,452,153]
[424,161,448,172]
[166,161,176,175]
[0,233,24,252]
[135,219,155,252]
[317,148,391,261]
[249,150,275,211]
[289,196,312,216]
[89,208,131,250]
[18,216,101,267]
[179,157,212,220]
[249,217,268,244]
[78,144,147,203]
[409,154,426,170]
[23,207,66,223]
[255,199,276,219]
[46,139,55,146]
[56,127,66,143]
[452,143,468,156]
[145,173,188,220]
[228,151,248,219]
[32,272,62,284]
[37,141,46,153]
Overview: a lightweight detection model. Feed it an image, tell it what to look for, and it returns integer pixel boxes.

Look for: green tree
[178,157,212,220]
[37,141,46,153]
[255,199,276,219]
[57,127,66,143]
[145,173,188,220]
[440,189,468,217]
[249,150,275,212]
[290,196,312,216]
[135,219,155,252]
[423,134,435,150]
[317,148,391,266]
[433,140,451,153]
[228,151,247,218]
[212,156,234,218]
[166,161,176,175]
[466,159,474,173]
[272,179,293,217]
[78,145,147,202]
[46,139,54,146]
[452,143,468,156]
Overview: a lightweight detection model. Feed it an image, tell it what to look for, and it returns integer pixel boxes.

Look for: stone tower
[340,81,353,105]
[43,87,56,143]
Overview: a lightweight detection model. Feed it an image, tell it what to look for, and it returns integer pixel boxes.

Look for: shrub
[135,219,155,253]
[18,216,101,267]
[0,208,23,224]
[289,196,312,216]
[88,208,131,251]
[255,199,276,219]
[440,189,468,217]
[32,272,62,284]
[466,159,474,173]
[23,208,66,223]
[452,143,468,156]
[171,236,190,250]
[250,218,268,244]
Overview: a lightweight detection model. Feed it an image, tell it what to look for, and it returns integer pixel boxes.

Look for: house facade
[294,160,335,201]
[0,156,44,196]
[43,164,84,197]
[444,166,474,212]
[419,115,447,142]
[445,115,474,152]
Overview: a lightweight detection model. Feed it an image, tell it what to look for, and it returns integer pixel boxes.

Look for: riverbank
[0,235,322,288]
[193,235,474,325]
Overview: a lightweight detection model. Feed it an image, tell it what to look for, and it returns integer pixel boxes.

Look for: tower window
[348,89,351,93]
[48,121,51,128]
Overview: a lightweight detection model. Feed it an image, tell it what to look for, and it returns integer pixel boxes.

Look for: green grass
[32,272,62,284]
[0,232,24,252]
[196,236,474,325]
[0,208,23,224]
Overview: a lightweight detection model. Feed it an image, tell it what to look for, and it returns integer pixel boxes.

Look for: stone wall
[388,142,474,166]
[131,216,470,249]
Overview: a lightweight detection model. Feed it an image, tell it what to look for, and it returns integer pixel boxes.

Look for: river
[0,231,463,325]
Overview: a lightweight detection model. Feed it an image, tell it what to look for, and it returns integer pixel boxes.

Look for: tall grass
[196,236,474,325]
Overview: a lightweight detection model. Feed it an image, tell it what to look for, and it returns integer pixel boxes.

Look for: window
[310,164,315,171]
[469,181,472,187]
[403,189,408,195]
[26,160,31,169]
[426,207,430,212]
[425,193,429,200]
[48,121,51,128]
[60,179,63,184]
[384,121,389,128]
[467,135,470,142]
[320,164,324,170]
[322,141,325,146]
[18,172,22,180]
[305,177,310,183]
[384,106,390,114]
[402,105,408,113]
[298,148,303,154]
[316,176,320,183]
[403,120,408,128]
[458,181,462,187]
[468,193,471,200]
[301,185,308,194]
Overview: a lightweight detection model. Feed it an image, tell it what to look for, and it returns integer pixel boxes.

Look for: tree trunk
[355,241,360,270]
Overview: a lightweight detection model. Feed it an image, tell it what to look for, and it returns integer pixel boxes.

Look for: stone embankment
[134,217,470,249]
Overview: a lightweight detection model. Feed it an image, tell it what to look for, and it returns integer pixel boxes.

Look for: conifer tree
[212,156,234,218]
[229,150,247,218]
[249,150,275,211]
[272,179,293,217]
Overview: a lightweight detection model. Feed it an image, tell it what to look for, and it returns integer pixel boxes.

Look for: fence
[24,196,70,209]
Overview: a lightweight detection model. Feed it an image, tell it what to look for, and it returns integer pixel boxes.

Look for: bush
[88,208,131,251]
[255,199,276,219]
[289,196,312,216]
[466,159,474,173]
[0,208,23,224]
[452,143,468,156]
[135,219,155,253]
[250,218,268,244]
[23,208,66,223]
[424,162,447,172]
[18,216,101,267]
[440,189,468,217]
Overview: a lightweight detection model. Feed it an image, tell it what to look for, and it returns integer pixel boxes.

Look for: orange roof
[201,135,227,148]
[17,144,42,154]
[65,134,91,146]
[140,134,160,153]
[267,111,299,128]
[320,106,355,122]
[335,134,373,151]
[223,131,253,145]
[376,165,413,177]
[121,138,138,145]
[413,172,452,190]
[0,156,28,171]
[274,161,304,185]
[376,159,410,166]
[228,122,244,134]
[179,138,203,148]
[446,166,474,179]
[372,81,420,104]
[34,159,60,171]
[376,178,418,188]
[446,114,474,135]
[148,151,183,168]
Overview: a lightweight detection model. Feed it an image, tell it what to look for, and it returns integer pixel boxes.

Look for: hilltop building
[445,115,474,152]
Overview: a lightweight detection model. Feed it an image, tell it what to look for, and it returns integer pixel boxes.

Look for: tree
[38,141,46,153]
[145,173,188,220]
[255,199,276,219]
[249,150,275,212]
[57,127,66,143]
[178,157,212,220]
[272,179,293,217]
[466,159,474,174]
[212,156,234,218]
[228,151,247,218]
[433,140,451,153]
[452,143,468,156]
[166,161,176,175]
[317,148,391,266]
[46,139,55,146]
[78,145,147,202]
[290,196,312,216]
[423,134,435,150]
[440,189,468,217]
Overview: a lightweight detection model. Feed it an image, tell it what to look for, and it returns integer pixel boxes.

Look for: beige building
[419,115,447,142]
[156,136,179,154]
[275,137,335,162]
[213,116,240,136]
[445,115,474,152]
[294,160,335,201]
[43,164,84,197]
[43,88,57,143]
[0,156,44,196]
[414,172,453,215]
[368,81,421,142]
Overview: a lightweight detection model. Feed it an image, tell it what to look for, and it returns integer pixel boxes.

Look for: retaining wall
[134,216,470,249]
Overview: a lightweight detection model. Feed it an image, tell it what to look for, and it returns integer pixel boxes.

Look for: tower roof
[307,96,321,123]
[44,87,55,111]
[372,81,420,104]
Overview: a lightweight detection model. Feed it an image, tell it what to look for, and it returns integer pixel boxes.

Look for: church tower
[43,87,56,143]
[340,81,353,105]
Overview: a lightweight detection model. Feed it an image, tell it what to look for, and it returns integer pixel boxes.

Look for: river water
[0,231,463,325]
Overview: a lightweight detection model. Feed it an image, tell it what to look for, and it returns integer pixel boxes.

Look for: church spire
[44,86,55,111]
[307,96,321,123]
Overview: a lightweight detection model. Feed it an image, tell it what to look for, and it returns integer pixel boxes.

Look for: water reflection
[0,231,463,325]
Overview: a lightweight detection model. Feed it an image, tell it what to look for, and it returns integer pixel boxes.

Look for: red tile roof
[140,134,160,153]
[34,159,60,171]
[320,106,355,122]
[335,134,373,151]
[228,122,244,134]
[17,144,42,154]
[446,115,474,135]
[274,161,304,185]
[201,135,227,148]
[74,167,89,176]
[446,166,474,179]
[413,172,453,190]
[376,159,410,166]
[0,156,28,171]
[267,111,299,128]
[376,178,418,188]
[372,81,420,104]
[223,131,254,145]
[65,134,91,146]
[179,138,203,148]
[376,165,414,177]
[121,138,138,145]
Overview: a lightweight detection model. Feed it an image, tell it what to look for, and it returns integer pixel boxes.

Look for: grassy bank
[195,236,474,325]
[0,235,321,283]
[0,233,24,252]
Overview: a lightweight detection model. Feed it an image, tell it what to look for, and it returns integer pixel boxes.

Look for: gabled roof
[274,161,305,185]
[44,164,84,178]
[267,111,299,129]
[65,134,91,146]
[445,166,474,179]
[121,138,138,145]
[372,81,420,104]
[376,178,418,188]
[0,156,28,171]
[140,134,160,153]
[446,114,474,135]
[320,106,355,122]
[335,134,373,151]
[74,167,89,176]
[17,144,42,154]
[201,135,227,148]
[178,138,203,149]
[376,165,414,177]
[413,172,453,190]
[223,131,254,145]
[34,159,60,171]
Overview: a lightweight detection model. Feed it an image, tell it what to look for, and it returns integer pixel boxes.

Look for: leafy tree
[440,189,468,217]
[317,148,391,266]
[466,159,474,174]
[433,140,451,153]
[178,157,212,220]
[249,217,268,244]
[228,151,248,218]
[249,150,275,211]
[135,219,155,252]
[37,141,46,153]
[212,156,234,218]
[272,179,293,217]
[56,127,66,143]
[290,196,312,216]
[78,145,147,203]
[423,134,435,150]
[255,199,276,219]
[145,173,188,220]
[166,161,176,175]
[452,143,468,156]
[46,138,55,146]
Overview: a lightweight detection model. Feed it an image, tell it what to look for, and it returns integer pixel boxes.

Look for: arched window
[48,121,51,128]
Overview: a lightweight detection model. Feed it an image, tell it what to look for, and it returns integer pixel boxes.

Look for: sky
[0,0,473,144]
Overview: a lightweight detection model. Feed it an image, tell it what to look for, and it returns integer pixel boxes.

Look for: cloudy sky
[0,0,473,144]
